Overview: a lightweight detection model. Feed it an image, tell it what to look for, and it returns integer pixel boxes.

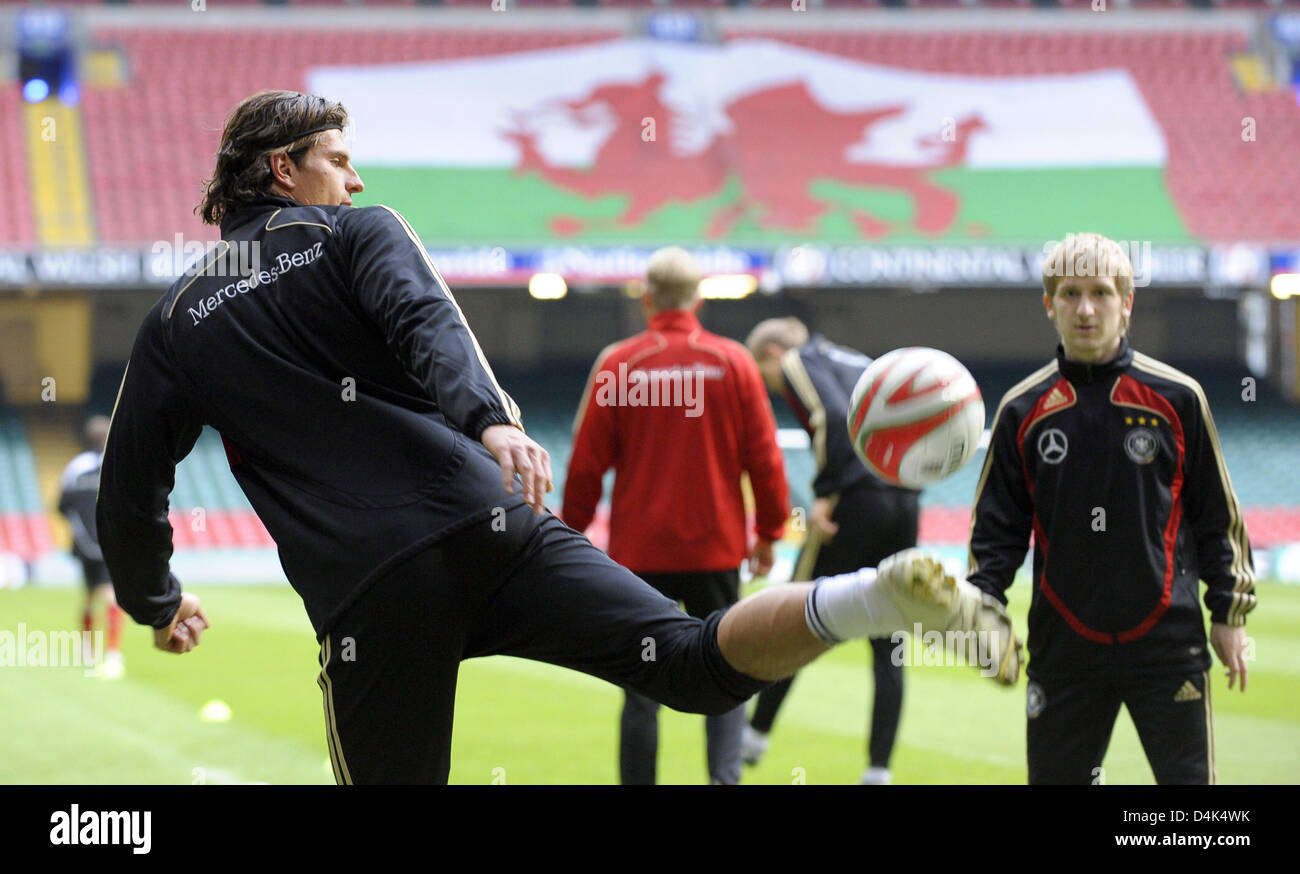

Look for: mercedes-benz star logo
[1037,428,1068,464]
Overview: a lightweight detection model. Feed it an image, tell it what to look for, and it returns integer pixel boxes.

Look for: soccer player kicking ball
[96,91,1018,784]
[967,232,1256,785]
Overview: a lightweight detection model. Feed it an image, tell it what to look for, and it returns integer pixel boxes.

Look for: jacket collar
[1056,337,1133,384]
[219,194,304,238]
[648,308,702,334]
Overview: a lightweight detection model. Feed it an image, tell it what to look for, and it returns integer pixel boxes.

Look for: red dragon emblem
[502,73,988,239]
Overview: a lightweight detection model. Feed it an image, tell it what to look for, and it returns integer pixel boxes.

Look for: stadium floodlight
[528,273,567,300]
[22,78,50,103]
[699,274,758,299]
[1270,273,1300,300]
[16,8,74,105]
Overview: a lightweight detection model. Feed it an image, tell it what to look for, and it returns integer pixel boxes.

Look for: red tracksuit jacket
[561,308,789,573]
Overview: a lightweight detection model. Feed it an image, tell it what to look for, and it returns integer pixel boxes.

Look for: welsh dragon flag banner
[307,37,1190,248]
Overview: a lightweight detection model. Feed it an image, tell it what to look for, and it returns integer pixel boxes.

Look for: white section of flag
[307,37,1165,170]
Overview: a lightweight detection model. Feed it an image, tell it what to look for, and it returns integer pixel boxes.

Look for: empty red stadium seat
[0,91,35,246]
[0,516,32,560]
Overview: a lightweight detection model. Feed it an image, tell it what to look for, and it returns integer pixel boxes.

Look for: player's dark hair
[198,91,349,226]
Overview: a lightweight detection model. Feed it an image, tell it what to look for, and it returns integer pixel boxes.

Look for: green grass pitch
[1,579,1296,785]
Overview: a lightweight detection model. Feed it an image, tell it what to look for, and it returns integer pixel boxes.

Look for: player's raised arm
[341,205,523,440]
[96,298,204,632]
[965,400,1033,603]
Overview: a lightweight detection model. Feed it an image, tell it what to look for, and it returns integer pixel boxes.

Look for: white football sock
[804,567,909,645]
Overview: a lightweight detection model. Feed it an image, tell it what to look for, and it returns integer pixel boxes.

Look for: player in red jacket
[562,247,790,784]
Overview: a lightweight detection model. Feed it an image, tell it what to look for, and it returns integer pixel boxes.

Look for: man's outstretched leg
[718,550,1021,684]
[473,516,1020,734]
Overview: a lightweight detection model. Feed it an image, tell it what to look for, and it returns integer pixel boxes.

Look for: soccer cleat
[740,725,769,767]
[876,548,1023,686]
[859,766,892,785]
[876,548,959,627]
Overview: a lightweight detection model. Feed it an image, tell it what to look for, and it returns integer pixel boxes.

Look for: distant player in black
[59,415,122,677]
[969,232,1256,784]
[745,318,919,784]
[96,90,1012,784]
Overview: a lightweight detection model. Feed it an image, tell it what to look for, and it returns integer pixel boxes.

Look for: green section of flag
[354,165,1192,247]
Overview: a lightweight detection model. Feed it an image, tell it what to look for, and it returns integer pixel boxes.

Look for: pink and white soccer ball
[847,347,985,489]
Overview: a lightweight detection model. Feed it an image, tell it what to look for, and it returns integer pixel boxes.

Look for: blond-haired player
[967,232,1256,784]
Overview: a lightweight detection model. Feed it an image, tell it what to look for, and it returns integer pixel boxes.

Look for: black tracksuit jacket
[967,339,1256,680]
[97,196,524,638]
